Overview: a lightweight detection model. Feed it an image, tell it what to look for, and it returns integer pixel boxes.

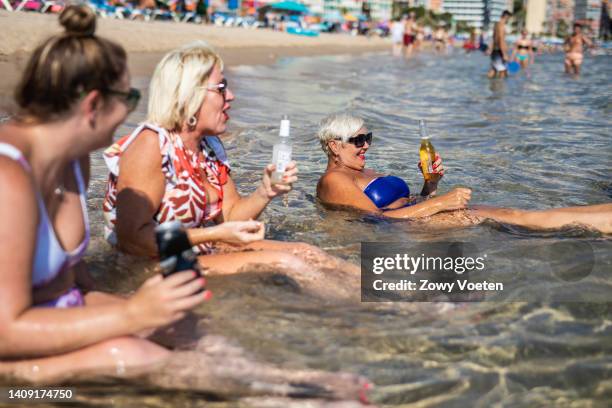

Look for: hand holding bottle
[126,271,209,332]
[418,119,443,184]
[271,115,292,184]
[259,161,299,199]
[418,152,444,183]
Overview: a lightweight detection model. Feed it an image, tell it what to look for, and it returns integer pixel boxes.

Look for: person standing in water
[564,23,593,75]
[390,16,405,56]
[511,29,535,70]
[403,12,417,56]
[433,26,449,54]
[488,10,512,78]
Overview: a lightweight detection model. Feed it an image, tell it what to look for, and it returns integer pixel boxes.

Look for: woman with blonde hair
[104,41,358,294]
[316,113,612,232]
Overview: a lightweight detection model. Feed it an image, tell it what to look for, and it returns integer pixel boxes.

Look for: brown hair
[15,5,127,123]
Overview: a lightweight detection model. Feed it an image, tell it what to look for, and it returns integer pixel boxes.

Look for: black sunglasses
[346,132,373,148]
[106,87,141,112]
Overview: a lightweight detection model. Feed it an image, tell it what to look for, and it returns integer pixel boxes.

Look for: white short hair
[147,41,224,131]
[317,113,365,156]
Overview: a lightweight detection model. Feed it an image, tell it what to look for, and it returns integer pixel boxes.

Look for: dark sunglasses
[106,87,141,112]
[206,78,228,98]
[346,132,373,148]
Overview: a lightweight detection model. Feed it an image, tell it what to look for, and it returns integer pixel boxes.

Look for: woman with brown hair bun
[0,4,205,381]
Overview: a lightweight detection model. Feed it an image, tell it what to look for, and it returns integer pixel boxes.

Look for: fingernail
[193,271,198,277]
[204,291,213,300]
[359,383,371,404]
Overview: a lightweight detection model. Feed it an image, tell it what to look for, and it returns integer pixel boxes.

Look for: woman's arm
[0,159,204,357]
[115,129,165,257]
[318,171,470,219]
[114,131,265,256]
[218,162,298,222]
[187,220,265,246]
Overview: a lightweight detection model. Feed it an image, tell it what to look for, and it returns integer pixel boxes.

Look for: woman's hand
[215,220,265,245]
[126,271,209,332]
[433,187,472,212]
[258,161,299,199]
[418,153,445,180]
[418,153,444,195]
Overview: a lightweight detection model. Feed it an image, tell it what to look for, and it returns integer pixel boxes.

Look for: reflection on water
[3,50,612,406]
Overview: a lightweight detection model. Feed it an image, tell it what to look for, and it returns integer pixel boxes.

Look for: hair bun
[59,5,96,37]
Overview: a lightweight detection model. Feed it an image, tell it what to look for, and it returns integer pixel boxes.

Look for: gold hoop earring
[187,116,197,129]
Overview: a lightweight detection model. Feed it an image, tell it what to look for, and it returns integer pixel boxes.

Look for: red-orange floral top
[103,123,230,254]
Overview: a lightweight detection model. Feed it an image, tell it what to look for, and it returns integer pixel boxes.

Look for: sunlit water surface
[3,50,612,407]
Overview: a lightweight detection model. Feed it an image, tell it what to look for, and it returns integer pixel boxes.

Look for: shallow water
[3,50,612,406]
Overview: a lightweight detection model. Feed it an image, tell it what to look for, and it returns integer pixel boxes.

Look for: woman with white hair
[316,113,612,232]
[104,42,356,280]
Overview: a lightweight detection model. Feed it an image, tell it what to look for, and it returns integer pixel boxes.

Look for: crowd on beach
[0,4,611,403]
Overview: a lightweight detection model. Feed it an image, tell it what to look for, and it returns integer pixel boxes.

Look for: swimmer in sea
[511,29,534,70]
[564,23,593,75]
[315,114,612,233]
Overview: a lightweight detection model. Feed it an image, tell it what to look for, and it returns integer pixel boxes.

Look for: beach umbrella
[269,1,309,14]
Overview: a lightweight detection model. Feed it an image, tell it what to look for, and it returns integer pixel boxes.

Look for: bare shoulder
[120,128,162,170]
[317,170,360,205]
[0,156,37,218]
[318,170,353,191]
[123,129,161,158]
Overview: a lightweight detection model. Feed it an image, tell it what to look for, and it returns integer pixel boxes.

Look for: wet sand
[0,10,388,107]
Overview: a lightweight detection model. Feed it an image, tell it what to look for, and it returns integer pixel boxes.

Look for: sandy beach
[0,10,389,104]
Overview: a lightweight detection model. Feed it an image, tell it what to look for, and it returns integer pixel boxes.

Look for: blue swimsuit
[363,175,411,209]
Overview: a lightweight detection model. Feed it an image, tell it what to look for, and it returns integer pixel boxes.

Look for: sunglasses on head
[344,132,373,148]
[106,87,141,112]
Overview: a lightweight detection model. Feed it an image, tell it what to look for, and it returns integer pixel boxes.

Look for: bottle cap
[279,115,290,137]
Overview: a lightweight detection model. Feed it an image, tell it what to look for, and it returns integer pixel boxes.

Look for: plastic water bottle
[271,115,292,184]
[418,120,437,181]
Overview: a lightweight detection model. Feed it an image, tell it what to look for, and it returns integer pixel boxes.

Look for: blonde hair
[147,41,224,131]
[316,113,365,156]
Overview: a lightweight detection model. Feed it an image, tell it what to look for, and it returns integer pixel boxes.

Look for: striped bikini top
[0,143,90,288]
